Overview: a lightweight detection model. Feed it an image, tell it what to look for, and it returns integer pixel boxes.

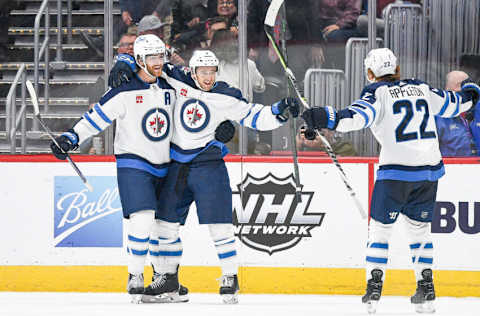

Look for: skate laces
[150,273,167,289]
[128,274,144,288]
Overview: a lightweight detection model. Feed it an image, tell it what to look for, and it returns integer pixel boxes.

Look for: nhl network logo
[232,173,325,255]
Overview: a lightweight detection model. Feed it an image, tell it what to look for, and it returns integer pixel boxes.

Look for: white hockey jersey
[72,75,176,172]
[336,79,474,181]
[161,63,283,162]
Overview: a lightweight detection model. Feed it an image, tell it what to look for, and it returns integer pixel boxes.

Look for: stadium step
[0,62,104,71]
[9,27,104,36]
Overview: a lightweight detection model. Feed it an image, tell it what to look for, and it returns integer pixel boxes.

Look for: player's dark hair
[378,66,401,82]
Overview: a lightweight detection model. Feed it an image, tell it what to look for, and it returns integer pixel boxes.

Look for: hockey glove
[301,106,339,131]
[108,54,136,88]
[272,97,300,123]
[50,130,79,160]
[461,78,480,106]
[215,120,236,143]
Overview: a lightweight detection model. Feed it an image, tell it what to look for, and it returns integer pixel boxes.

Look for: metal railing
[6,65,28,154]
[33,0,50,116]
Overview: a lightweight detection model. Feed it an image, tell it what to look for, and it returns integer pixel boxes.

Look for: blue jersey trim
[170,141,229,163]
[116,158,168,178]
[438,93,451,116]
[158,250,183,257]
[239,106,253,126]
[356,100,377,122]
[411,257,433,264]
[130,249,148,256]
[450,93,461,117]
[93,103,113,124]
[251,108,262,130]
[410,243,433,249]
[369,242,389,249]
[350,107,369,128]
[377,162,445,181]
[128,235,149,243]
[83,112,102,132]
[218,250,237,259]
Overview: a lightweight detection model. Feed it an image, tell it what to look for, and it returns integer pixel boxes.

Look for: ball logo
[142,108,170,141]
[54,176,123,247]
[232,173,325,255]
[180,99,210,132]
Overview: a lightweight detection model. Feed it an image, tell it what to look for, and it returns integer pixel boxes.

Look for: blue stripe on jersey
[116,158,168,177]
[410,243,433,249]
[149,239,159,245]
[377,162,445,181]
[369,242,389,249]
[240,105,253,126]
[128,235,149,243]
[350,107,370,128]
[83,112,102,132]
[170,141,228,163]
[366,256,388,264]
[218,250,237,259]
[450,93,461,117]
[94,103,112,124]
[356,100,377,122]
[251,108,262,130]
[438,93,451,116]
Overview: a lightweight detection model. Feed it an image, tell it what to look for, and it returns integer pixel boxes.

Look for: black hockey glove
[272,97,300,123]
[50,130,79,160]
[108,54,136,88]
[301,106,339,131]
[215,120,236,143]
[461,78,480,106]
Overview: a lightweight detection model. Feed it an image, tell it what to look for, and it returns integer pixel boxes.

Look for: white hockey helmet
[189,50,219,74]
[134,34,166,77]
[364,48,397,83]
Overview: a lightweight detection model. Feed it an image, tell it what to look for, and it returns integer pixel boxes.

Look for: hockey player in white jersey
[49,34,189,303]
[301,48,480,314]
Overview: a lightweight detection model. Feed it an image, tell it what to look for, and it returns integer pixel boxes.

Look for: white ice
[0,293,478,316]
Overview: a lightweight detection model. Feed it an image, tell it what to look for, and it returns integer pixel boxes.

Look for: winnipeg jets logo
[180,99,210,132]
[142,108,170,141]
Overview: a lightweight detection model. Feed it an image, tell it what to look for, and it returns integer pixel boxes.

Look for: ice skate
[411,269,436,314]
[362,269,383,314]
[219,274,239,304]
[127,273,144,304]
[142,267,189,303]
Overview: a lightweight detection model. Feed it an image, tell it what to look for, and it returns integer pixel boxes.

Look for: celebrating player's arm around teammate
[301,48,479,314]
[49,34,188,304]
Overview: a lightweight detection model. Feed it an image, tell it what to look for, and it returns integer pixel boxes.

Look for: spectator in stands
[137,15,185,65]
[171,0,210,45]
[356,0,422,38]
[210,0,238,36]
[435,70,480,157]
[296,125,357,156]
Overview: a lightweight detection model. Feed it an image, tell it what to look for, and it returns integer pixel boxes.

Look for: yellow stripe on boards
[0,266,478,297]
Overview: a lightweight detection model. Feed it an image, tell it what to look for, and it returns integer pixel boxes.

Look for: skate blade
[222,294,238,304]
[414,301,435,314]
[366,301,378,314]
[141,292,189,304]
[130,294,143,304]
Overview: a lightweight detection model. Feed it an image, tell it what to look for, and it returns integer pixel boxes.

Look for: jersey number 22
[393,99,436,142]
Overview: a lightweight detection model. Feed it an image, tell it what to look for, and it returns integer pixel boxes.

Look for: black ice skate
[219,274,239,304]
[142,266,189,303]
[411,269,435,314]
[362,269,383,314]
[127,273,144,304]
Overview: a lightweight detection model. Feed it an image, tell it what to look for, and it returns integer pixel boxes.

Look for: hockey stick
[265,0,366,219]
[264,0,302,202]
[26,80,93,192]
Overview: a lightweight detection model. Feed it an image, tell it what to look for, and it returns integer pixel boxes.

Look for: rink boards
[0,155,478,296]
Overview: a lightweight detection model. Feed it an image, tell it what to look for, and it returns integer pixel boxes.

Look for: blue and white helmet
[189,50,219,74]
[364,48,397,83]
[134,34,166,77]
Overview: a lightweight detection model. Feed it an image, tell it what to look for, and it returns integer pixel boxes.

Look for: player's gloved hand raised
[108,54,136,88]
[215,120,235,143]
[272,97,300,123]
[301,106,339,131]
[461,78,480,106]
[50,130,79,160]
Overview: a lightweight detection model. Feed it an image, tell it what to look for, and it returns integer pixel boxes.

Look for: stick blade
[25,80,40,116]
[264,0,284,27]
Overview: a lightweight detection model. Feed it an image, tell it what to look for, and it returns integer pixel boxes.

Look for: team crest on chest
[180,99,210,132]
[142,108,170,141]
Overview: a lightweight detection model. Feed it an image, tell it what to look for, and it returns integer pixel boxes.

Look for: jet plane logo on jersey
[180,99,210,132]
[54,176,123,247]
[142,108,170,141]
[232,173,325,255]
